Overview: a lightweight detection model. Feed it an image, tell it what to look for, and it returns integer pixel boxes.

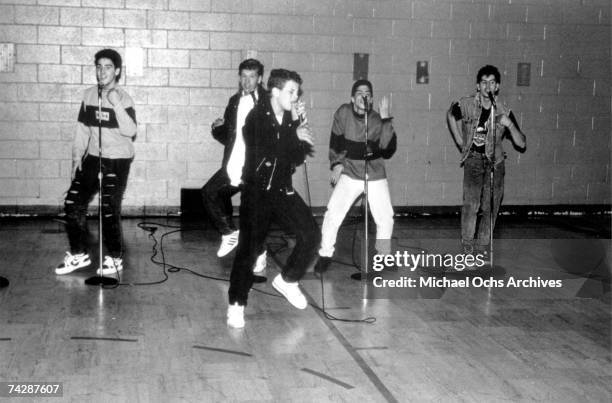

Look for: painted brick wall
[0,0,609,214]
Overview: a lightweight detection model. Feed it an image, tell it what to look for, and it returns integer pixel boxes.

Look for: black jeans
[228,186,320,306]
[461,152,505,246]
[201,168,240,235]
[64,154,132,258]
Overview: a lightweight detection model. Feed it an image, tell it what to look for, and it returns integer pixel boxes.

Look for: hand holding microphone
[292,100,307,123]
[293,100,314,146]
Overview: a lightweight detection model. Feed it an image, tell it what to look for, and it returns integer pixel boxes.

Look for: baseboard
[0,204,609,218]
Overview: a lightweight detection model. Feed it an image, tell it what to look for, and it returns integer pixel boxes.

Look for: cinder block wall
[0,0,609,214]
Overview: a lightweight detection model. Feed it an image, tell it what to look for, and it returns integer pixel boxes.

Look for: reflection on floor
[0,215,610,402]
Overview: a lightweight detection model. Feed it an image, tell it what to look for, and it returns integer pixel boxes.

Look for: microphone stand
[351,99,370,281]
[487,94,496,269]
[85,85,118,286]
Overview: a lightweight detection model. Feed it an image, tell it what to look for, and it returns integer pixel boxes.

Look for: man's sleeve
[114,91,137,137]
[378,119,397,159]
[73,102,90,161]
[329,109,347,169]
[450,101,462,121]
[212,101,232,145]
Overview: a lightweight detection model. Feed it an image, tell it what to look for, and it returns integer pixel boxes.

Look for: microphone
[362,95,370,111]
[293,101,306,124]
[487,91,496,108]
[97,82,103,98]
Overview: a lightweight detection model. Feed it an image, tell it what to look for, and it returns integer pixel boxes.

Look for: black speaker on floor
[179,188,217,241]
[180,188,206,219]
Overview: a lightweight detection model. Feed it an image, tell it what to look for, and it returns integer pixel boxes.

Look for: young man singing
[446,65,526,256]
[55,49,137,276]
[226,69,319,328]
[315,79,397,273]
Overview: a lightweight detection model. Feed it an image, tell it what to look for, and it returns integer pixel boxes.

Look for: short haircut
[351,79,373,96]
[267,69,302,91]
[476,65,501,84]
[95,49,122,81]
[239,58,264,77]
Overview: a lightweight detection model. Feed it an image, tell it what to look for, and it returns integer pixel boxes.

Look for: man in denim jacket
[447,65,526,256]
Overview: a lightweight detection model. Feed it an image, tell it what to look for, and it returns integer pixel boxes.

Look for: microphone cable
[134,220,375,324]
[300,161,376,324]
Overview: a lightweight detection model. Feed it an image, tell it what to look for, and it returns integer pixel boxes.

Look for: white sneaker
[227,303,245,328]
[217,230,239,257]
[253,250,267,273]
[272,274,307,310]
[96,256,123,276]
[55,252,91,275]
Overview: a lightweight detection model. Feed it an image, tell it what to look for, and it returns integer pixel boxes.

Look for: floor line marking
[71,336,138,342]
[192,345,253,357]
[302,289,399,403]
[301,368,354,390]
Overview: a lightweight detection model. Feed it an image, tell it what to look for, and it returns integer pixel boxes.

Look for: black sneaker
[314,256,331,273]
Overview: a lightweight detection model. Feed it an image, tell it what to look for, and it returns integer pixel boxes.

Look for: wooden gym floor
[0,215,610,402]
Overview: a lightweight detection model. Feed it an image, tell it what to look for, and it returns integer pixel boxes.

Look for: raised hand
[379,95,390,119]
[107,88,121,106]
[211,118,224,129]
[499,114,512,128]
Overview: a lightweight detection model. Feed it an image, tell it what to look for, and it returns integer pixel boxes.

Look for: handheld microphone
[294,101,306,124]
[487,91,496,108]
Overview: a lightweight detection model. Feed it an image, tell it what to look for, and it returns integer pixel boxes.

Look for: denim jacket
[454,93,511,165]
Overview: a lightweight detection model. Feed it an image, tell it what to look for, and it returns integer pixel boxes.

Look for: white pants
[319,175,394,257]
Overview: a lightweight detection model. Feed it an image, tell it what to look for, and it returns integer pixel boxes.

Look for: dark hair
[239,58,264,77]
[94,49,122,81]
[351,79,373,96]
[476,65,500,84]
[267,69,302,91]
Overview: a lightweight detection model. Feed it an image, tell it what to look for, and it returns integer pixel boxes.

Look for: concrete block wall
[0,0,609,214]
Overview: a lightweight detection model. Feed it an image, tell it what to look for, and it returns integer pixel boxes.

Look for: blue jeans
[461,152,505,246]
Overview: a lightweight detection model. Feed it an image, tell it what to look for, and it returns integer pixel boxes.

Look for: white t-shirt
[226,92,256,186]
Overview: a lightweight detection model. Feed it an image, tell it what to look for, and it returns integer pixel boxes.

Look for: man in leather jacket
[226,69,319,328]
[202,59,268,270]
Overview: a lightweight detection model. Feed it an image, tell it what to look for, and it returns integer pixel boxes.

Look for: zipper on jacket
[266,158,277,190]
[255,157,266,172]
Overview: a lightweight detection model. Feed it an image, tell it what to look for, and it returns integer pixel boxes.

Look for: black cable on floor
[265,229,376,324]
[134,221,376,324]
